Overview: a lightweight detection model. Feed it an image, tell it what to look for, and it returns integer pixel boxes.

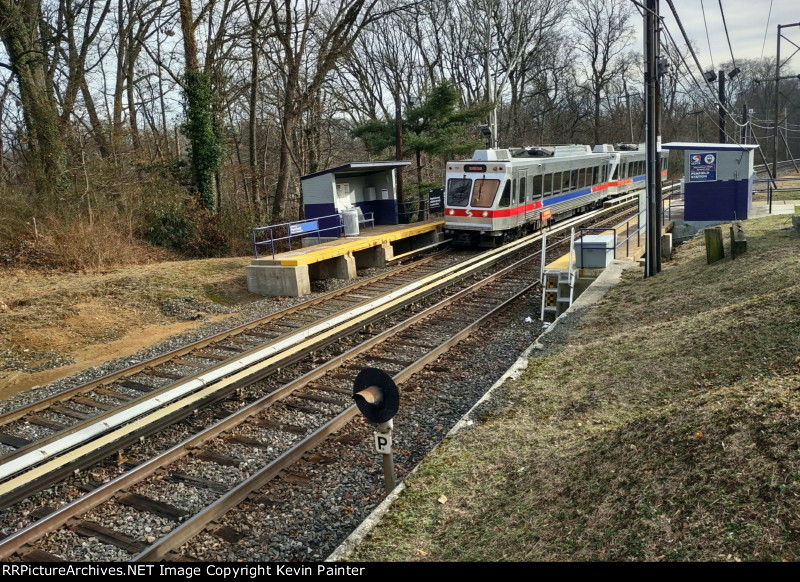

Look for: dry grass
[350,214,800,562]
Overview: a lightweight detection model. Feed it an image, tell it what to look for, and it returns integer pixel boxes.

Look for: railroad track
[0,201,639,560]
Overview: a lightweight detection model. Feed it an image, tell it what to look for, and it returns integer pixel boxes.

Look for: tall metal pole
[394,88,404,206]
[741,104,748,144]
[718,71,726,143]
[773,24,781,181]
[484,21,498,149]
[644,0,661,277]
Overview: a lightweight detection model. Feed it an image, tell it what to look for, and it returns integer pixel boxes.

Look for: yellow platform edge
[276,221,444,266]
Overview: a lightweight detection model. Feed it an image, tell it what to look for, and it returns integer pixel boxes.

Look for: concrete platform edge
[325,259,638,562]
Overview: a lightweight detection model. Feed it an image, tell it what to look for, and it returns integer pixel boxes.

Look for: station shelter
[661,142,759,221]
[301,161,412,233]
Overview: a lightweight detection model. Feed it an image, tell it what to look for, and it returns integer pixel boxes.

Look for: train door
[516,169,527,227]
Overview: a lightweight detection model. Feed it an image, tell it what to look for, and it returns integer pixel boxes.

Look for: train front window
[447,178,471,207]
[471,179,500,208]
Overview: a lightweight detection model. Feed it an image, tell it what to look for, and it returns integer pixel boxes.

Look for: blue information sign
[689,152,717,182]
[289,220,319,236]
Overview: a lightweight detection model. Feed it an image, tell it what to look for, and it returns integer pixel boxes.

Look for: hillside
[349,213,800,561]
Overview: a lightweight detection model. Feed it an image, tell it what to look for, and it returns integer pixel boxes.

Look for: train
[443,143,669,246]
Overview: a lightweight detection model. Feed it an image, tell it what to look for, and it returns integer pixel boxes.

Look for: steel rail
[0,211,585,504]
[0,239,543,561]
[0,257,442,428]
[133,275,540,561]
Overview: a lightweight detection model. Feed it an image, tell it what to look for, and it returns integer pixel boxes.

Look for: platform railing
[753,177,800,214]
[251,214,344,259]
[397,199,429,224]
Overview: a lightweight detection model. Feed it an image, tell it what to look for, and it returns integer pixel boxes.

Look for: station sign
[689,152,717,182]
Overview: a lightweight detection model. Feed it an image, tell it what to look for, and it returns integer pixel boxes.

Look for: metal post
[377,420,395,494]
[769,180,773,215]
[540,229,547,284]
[643,0,661,277]
[718,70,726,143]
[774,24,781,182]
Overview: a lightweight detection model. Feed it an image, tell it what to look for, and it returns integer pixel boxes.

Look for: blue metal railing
[252,214,344,259]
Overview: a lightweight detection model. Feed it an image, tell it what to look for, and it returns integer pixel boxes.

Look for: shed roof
[301,161,411,181]
[661,142,760,151]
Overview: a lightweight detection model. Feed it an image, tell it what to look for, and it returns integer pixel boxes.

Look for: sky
[644,0,800,72]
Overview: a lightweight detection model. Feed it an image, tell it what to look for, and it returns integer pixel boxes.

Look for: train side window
[520,177,526,203]
[533,175,543,199]
[543,173,552,196]
[471,179,501,208]
[446,178,471,207]
[593,166,599,185]
[498,180,511,207]
[511,178,518,205]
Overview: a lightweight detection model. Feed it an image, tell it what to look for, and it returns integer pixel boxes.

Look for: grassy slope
[350,214,800,562]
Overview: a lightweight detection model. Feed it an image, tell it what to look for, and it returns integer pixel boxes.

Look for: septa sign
[689,152,717,182]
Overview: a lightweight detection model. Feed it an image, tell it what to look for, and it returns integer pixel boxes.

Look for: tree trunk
[0,0,69,202]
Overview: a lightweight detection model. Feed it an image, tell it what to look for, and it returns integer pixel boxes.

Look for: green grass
[349,214,800,562]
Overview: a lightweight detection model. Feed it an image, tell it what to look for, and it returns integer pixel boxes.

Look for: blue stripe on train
[541,176,645,208]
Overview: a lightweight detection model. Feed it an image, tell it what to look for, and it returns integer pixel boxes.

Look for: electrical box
[575,234,615,268]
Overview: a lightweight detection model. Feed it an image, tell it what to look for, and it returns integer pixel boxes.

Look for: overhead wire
[718,0,737,71]
[700,0,716,71]
[760,0,774,61]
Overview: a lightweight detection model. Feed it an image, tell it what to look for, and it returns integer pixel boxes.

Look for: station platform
[246,219,444,297]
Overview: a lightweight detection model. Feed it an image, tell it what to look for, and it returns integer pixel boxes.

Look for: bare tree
[571,0,635,145]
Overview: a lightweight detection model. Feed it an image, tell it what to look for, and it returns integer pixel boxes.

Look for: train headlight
[448,209,455,215]
[482,211,489,217]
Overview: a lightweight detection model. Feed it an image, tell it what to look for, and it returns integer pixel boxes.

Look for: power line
[663,1,748,128]
[700,0,716,71]
[718,0,738,71]
[760,0,774,60]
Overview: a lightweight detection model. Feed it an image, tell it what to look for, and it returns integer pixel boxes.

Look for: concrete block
[792,215,800,234]
[661,232,672,259]
[309,254,356,280]
[246,264,311,297]
[355,243,393,269]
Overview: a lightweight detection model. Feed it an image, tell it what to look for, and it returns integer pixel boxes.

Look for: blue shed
[301,161,411,233]
[661,142,759,221]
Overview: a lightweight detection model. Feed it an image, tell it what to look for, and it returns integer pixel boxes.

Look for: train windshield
[470,179,500,208]
[447,178,471,207]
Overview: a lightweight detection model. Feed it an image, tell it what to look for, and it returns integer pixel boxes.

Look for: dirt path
[0,257,256,400]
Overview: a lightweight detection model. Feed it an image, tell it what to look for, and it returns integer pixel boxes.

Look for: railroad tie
[117,493,189,521]
[26,416,69,430]
[95,387,135,401]
[73,396,116,411]
[251,419,306,435]
[20,549,65,562]
[208,524,245,544]
[193,451,241,467]
[119,380,158,393]
[0,432,32,449]
[69,521,146,554]
[169,471,228,493]
[50,405,93,421]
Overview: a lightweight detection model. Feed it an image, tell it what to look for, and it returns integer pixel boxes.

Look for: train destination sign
[689,152,717,182]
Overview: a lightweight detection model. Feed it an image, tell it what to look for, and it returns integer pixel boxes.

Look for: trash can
[342,209,360,236]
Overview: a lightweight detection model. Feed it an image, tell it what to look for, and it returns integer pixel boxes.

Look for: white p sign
[374,432,392,454]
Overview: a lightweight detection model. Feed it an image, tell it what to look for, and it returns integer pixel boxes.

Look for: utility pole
[741,104,749,145]
[718,70,726,143]
[772,22,800,179]
[644,0,662,277]
[623,79,634,142]
[394,87,404,206]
